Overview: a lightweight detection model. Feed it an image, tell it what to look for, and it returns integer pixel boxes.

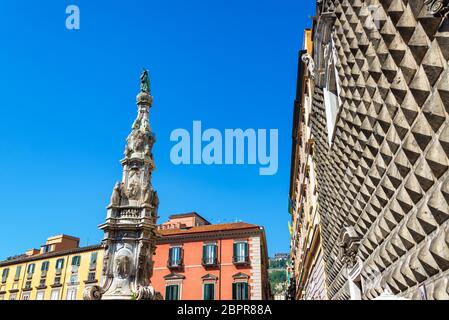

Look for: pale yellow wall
[0,248,103,300]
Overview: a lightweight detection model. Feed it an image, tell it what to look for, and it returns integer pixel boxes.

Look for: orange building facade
[153,213,271,300]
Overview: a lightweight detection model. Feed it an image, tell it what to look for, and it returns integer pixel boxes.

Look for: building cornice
[156,228,263,244]
[0,244,103,268]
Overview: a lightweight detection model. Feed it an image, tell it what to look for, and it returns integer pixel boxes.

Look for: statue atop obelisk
[84,70,161,300]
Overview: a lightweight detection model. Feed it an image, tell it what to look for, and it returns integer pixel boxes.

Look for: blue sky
[0,1,315,259]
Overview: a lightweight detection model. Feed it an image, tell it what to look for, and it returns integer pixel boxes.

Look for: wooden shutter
[243,283,249,300]
[173,285,179,300]
[165,286,170,300]
[232,283,237,300]
[168,248,173,265]
[203,245,207,263]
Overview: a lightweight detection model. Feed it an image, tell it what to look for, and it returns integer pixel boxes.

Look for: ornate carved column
[84,70,162,300]
[337,226,362,300]
[424,0,449,15]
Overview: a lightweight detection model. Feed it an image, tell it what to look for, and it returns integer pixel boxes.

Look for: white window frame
[169,246,182,266]
[36,290,45,300]
[165,280,182,300]
[51,289,60,300]
[202,281,216,300]
[21,292,31,300]
[66,287,77,300]
[9,293,17,300]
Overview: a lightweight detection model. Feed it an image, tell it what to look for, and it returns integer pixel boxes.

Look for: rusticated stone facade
[290,0,449,300]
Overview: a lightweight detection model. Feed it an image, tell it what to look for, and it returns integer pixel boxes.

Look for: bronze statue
[140,69,151,94]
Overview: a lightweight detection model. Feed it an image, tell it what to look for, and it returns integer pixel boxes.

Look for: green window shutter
[233,243,237,260]
[165,286,170,300]
[174,285,179,300]
[168,248,173,264]
[202,245,207,263]
[232,283,237,300]
[56,258,64,269]
[214,245,218,262]
[204,283,214,300]
[90,252,98,265]
[245,242,249,259]
[15,266,21,278]
[243,282,249,300]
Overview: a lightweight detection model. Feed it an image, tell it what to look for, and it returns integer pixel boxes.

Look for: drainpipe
[219,239,222,300]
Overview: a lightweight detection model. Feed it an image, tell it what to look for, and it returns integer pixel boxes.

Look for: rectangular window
[1,268,9,283]
[203,283,215,300]
[51,289,60,300]
[54,276,61,285]
[9,293,17,300]
[27,263,35,275]
[69,274,78,285]
[87,272,96,282]
[66,288,77,300]
[233,242,249,264]
[0,294,4,300]
[56,258,64,270]
[14,266,21,280]
[165,284,180,300]
[43,245,53,253]
[232,282,249,300]
[21,292,31,300]
[168,247,182,267]
[71,256,81,266]
[36,291,45,300]
[39,278,46,287]
[41,261,50,272]
[202,244,218,265]
[89,252,98,269]
[25,280,32,289]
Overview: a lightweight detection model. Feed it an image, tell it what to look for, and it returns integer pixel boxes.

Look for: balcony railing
[202,257,218,267]
[233,255,249,265]
[167,259,183,270]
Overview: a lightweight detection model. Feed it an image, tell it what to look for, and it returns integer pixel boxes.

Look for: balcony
[202,257,218,268]
[233,255,250,266]
[167,258,183,270]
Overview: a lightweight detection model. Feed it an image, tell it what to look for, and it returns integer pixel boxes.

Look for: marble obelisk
[84,70,161,300]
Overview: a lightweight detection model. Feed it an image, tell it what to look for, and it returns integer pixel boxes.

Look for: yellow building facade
[0,235,103,300]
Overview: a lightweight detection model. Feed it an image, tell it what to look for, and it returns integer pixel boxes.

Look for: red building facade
[151,213,271,300]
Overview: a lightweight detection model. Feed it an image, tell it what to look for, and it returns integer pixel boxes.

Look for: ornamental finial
[140,69,151,94]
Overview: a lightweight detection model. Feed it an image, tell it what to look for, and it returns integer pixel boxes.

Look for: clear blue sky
[0,1,315,259]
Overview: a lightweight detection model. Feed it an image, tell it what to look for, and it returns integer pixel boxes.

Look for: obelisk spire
[85,70,161,300]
